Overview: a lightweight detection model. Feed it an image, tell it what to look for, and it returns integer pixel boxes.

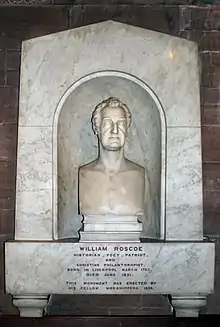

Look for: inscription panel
[5,242,215,295]
[66,245,155,293]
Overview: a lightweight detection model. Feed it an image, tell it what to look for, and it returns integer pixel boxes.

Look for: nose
[111,122,119,134]
[112,123,118,134]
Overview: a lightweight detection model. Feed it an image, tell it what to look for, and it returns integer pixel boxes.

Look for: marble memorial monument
[4,21,215,318]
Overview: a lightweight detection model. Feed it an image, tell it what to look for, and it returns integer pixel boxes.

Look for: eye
[102,119,112,128]
[118,121,126,129]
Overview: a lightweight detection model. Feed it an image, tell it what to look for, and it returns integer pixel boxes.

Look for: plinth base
[79,215,142,242]
[80,231,142,242]
[5,241,215,317]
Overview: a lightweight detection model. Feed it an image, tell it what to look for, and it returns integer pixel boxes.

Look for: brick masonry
[0,2,220,317]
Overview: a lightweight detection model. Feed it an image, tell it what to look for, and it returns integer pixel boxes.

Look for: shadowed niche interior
[54,73,166,240]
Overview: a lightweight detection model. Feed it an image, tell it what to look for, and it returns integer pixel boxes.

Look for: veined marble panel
[166,127,203,240]
[166,205,203,240]
[18,21,200,128]
[16,127,52,192]
[15,126,53,240]
[15,188,53,240]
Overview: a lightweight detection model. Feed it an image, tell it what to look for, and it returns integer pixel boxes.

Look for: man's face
[99,106,128,151]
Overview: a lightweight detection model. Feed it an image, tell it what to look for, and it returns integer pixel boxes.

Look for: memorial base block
[80,215,143,242]
[5,241,214,317]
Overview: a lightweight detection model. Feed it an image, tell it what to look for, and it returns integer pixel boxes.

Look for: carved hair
[91,97,132,134]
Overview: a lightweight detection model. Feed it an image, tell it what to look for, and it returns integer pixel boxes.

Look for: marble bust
[79,97,145,217]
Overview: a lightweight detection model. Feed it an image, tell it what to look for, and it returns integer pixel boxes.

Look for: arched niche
[52,71,166,240]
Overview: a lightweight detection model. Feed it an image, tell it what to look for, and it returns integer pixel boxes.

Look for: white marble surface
[83,215,142,232]
[15,188,53,240]
[13,296,48,317]
[80,231,142,242]
[6,242,214,295]
[170,296,207,318]
[80,215,142,242]
[84,224,142,232]
[166,127,203,240]
[15,21,202,240]
[15,126,53,239]
[16,127,52,193]
[19,21,200,128]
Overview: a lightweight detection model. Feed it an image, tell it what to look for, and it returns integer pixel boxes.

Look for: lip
[109,139,119,142]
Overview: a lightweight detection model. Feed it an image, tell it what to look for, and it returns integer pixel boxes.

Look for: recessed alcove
[53,71,166,240]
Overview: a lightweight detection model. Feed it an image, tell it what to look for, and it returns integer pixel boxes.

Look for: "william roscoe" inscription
[79,246,143,251]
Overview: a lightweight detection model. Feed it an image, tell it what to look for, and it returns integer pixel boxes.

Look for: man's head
[92,97,131,151]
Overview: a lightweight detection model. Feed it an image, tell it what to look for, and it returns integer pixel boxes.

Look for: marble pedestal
[5,241,214,317]
[80,215,142,242]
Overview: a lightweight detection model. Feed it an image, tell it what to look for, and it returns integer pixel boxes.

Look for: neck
[98,145,126,173]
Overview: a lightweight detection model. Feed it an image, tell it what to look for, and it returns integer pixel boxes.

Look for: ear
[126,124,130,135]
[92,126,98,135]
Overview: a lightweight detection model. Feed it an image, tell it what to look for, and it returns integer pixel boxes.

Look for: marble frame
[14,21,203,241]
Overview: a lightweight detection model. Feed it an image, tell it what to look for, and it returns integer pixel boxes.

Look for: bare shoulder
[125,159,145,174]
[79,160,99,174]
[79,160,96,172]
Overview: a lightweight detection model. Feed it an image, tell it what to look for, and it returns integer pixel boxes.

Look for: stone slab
[5,241,214,296]
[82,215,143,234]
[80,231,142,242]
[84,224,142,232]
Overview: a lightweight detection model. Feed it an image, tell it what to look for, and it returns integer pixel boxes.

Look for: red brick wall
[0,5,69,315]
[0,1,220,317]
[178,5,220,314]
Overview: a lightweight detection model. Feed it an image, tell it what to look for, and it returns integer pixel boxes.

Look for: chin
[104,144,121,151]
[108,147,121,151]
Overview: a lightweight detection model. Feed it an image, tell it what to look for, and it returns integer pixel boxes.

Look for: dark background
[0,0,220,325]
